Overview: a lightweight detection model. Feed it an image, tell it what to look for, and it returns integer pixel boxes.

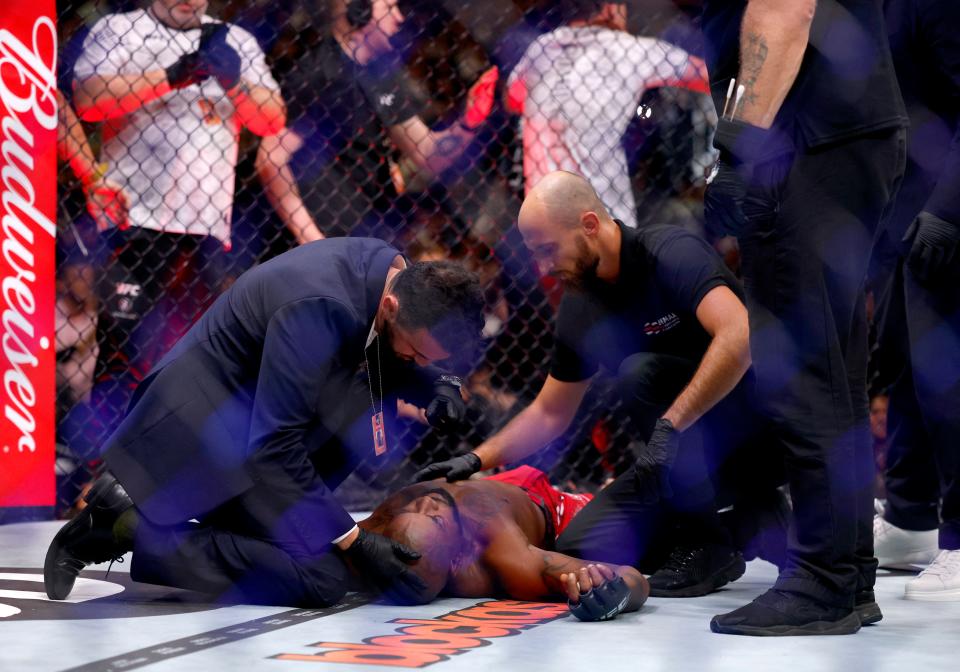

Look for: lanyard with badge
[364,328,388,457]
[364,258,405,456]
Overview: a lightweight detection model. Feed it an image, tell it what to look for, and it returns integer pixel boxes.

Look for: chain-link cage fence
[54,0,717,516]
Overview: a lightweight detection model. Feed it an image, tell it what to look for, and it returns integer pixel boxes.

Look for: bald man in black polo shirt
[416,170,782,599]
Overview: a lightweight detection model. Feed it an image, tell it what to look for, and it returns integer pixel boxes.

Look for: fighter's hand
[343,529,428,605]
[425,375,466,432]
[462,66,498,130]
[633,418,679,503]
[704,159,748,239]
[904,211,960,285]
[197,23,241,91]
[84,176,129,232]
[563,565,631,622]
[411,452,481,483]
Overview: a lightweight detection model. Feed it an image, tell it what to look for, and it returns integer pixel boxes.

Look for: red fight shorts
[484,465,593,540]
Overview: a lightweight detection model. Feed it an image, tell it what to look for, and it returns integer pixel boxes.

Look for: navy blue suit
[102,238,427,605]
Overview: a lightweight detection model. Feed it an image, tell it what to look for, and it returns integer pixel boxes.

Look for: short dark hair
[392,260,484,357]
[364,483,464,605]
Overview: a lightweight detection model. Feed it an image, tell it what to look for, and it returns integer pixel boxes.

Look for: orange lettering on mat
[272,600,570,668]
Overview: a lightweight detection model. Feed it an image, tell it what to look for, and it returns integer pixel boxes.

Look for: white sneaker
[905,549,960,601]
[873,514,939,570]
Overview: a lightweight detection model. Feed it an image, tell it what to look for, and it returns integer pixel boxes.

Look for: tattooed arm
[386,66,498,176]
[735,0,817,128]
[479,521,648,611]
[387,117,476,176]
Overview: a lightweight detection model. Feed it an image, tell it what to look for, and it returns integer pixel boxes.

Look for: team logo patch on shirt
[643,313,680,335]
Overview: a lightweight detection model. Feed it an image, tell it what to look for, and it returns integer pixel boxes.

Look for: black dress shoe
[44,473,135,600]
[855,588,882,625]
[710,589,861,636]
[648,544,746,597]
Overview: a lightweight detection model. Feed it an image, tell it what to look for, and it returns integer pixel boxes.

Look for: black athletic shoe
[44,473,134,600]
[855,588,883,625]
[647,544,746,597]
[710,589,861,636]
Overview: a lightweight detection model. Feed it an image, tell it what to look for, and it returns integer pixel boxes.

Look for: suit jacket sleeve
[245,297,359,552]
[396,363,444,408]
[920,0,960,225]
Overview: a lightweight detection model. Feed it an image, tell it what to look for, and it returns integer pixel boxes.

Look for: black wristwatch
[437,374,462,389]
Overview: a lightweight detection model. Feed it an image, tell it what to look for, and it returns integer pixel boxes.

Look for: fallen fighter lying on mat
[353,466,649,621]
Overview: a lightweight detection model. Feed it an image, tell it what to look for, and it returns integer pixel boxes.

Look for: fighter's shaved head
[520,171,609,230]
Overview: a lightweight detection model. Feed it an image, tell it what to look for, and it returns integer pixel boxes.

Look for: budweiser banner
[0,2,57,512]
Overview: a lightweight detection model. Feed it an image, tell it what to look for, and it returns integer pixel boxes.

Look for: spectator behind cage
[255,0,497,245]
[505,0,709,228]
[69,0,286,452]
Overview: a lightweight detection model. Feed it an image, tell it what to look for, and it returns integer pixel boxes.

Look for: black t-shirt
[700,0,908,148]
[551,223,743,383]
[282,39,420,236]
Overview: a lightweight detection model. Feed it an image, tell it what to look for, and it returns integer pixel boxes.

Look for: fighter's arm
[734,0,817,127]
[661,285,750,432]
[481,524,648,612]
[472,375,590,471]
[255,129,325,244]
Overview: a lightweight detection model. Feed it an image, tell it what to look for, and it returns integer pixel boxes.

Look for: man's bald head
[518,171,610,288]
[520,171,609,232]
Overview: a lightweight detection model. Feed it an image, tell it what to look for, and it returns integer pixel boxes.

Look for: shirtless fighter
[353,466,649,621]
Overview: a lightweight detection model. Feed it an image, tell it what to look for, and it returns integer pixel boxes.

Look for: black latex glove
[634,418,679,503]
[425,375,466,432]
[568,576,631,622]
[343,528,427,604]
[165,49,205,90]
[704,159,749,239]
[412,452,481,483]
[904,211,960,285]
[196,23,241,91]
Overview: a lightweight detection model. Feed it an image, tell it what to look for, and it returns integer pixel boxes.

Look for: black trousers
[876,259,960,550]
[738,129,906,606]
[120,382,391,607]
[128,482,351,607]
[118,371,412,607]
[555,352,782,572]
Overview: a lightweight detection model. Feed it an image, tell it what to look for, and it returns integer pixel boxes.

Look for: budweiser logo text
[0,16,57,455]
